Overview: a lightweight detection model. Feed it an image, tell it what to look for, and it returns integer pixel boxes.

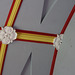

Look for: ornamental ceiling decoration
[0,0,75,75]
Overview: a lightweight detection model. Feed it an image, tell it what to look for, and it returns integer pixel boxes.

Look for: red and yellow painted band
[5,0,22,27]
[0,0,22,74]
[16,29,57,44]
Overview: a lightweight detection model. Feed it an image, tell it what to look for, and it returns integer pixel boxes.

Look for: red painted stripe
[50,49,58,75]
[16,29,57,37]
[1,45,8,75]
[61,5,75,34]
[50,5,75,75]
[4,0,23,27]
[1,0,23,75]
[0,27,2,30]
[16,39,53,45]
[0,0,16,74]
[4,0,16,27]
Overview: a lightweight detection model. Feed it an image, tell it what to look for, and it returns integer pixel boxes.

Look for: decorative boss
[0,26,17,44]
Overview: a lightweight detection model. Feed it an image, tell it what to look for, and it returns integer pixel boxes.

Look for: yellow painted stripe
[0,0,22,74]
[17,32,56,43]
[0,44,7,73]
[7,0,21,27]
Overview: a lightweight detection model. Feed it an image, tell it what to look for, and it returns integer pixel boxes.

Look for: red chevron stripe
[50,5,75,75]
[1,0,23,75]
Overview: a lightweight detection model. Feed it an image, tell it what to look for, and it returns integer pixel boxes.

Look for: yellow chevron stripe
[17,32,56,43]
[0,44,6,73]
[7,0,21,27]
[0,0,22,74]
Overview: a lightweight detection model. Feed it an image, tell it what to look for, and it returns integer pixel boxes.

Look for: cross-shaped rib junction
[0,0,57,75]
